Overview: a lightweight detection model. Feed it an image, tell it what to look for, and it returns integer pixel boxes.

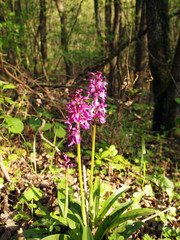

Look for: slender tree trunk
[109,0,121,99]
[146,0,171,131]
[105,0,121,98]
[135,0,147,92]
[166,34,180,130]
[105,0,112,51]
[94,0,101,38]
[39,0,47,68]
[55,0,73,80]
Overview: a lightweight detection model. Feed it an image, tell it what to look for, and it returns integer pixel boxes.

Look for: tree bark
[55,0,73,80]
[135,0,147,91]
[166,34,180,130]
[146,0,171,131]
[39,0,47,68]
[94,0,102,38]
[109,0,121,99]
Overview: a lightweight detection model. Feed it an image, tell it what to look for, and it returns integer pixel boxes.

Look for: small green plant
[13,187,43,221]
[94,145,130,175]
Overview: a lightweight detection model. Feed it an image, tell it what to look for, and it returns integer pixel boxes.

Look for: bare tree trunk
[39,0,47,68]
[105,0,121,98]
[135,0,147,93]
[94,0,101,38]
[109,0,121,99]
[166,34,180,131]
[146,0,171,131]
[55,0,73,80]
[105,0,112,51]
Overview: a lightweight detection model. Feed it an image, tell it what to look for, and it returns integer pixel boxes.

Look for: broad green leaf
[95,185,129,226]
[41,234,70,240]
[67,228,82,240]
[82,225,94,240]
[66,208,83,240]
[23,187,43,202]
[67,206,84,229]
[29,117,41,131]
[42,123,53,131]
[108,220,144,240]
[101,150,110,159]
[50,212,68,226]
[94,201,133,240]
[6,116,24,134]
[159,175,174,201]
[54,123,66,138]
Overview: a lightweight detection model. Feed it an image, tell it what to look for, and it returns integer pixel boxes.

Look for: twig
[142,207,173,223]
[0,155,11,182]
[0,53,35,94]
[38,119,61,154]
[0,155,21,194]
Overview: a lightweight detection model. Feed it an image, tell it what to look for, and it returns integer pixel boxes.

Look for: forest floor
[0,86,180,240]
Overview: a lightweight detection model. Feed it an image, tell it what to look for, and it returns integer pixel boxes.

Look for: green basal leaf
[82,225,94,240]
[92,177,100,224]
[41,234,70,240]
[5,116,24,133]
[58,179,66,216]
[95,206,153,240]
[50,211,68,226]
[108,220,144,240]
[95,185,130,226]
[94,201,133,240]
[118,208,154,222]
[67,206,84,229]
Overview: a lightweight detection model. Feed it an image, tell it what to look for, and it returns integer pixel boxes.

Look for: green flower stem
[64,169,68,218]
[77,143,87,226]
[89,124,96,223]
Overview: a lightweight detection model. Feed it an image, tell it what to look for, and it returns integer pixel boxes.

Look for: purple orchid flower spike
[58,154,73,170]
[87,71,108,123]
[65,89,92,146]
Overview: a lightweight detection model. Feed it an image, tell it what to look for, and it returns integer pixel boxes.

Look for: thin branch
[142,207,173,223]
[0,155,11,182]
[38,119,61,154]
